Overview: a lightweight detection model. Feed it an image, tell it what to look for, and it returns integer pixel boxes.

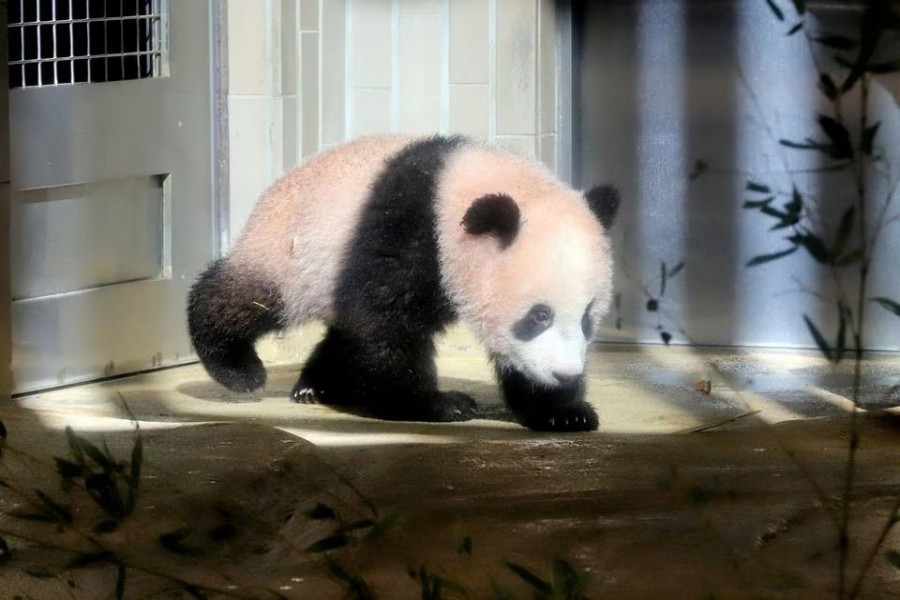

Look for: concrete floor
[2,326,899,598]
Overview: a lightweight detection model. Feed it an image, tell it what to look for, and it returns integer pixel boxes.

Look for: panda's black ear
[584,184,621,230]
[461,193,520,249]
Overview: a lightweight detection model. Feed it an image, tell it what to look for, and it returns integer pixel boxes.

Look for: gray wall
[575,0,900,351]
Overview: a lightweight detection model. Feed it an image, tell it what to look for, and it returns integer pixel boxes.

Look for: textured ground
[1,326,899,598]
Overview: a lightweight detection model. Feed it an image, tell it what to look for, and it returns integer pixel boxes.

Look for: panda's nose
[552,371,581,384]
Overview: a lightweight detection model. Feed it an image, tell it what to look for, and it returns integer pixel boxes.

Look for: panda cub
[187,135,619,432]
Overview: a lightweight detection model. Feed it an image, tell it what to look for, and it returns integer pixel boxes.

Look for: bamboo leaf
[817,115,853,159]
[458,536,473,556]
[0,537,10,566]
[759,204,789,219]
[306,532,349,553]
[65,426,85,465]
[305,503,337,520]
[667,261,686,278]
[551,558,591,597]
[182,585,208,600]
[646,299,659,312]
[506,562,553,595]
[130,434,142,489]
[835,304,847,363]
[743,197,775,209]
[126,434,142,515]
[159,528,205,556]
[746,246,799,267]
[872,297,900,316]
[347,518,376,531]
[361,513,398,545]
[24,566,60,579]
[65,551,115,570]
[34,490,73,524]
[660,262,667,298]
[85,473,126,517]
[791,233,832,264]
[834,206,855,256]
[688,159,708,180]
[54,458,86,480]
[9,509,57,523]
[324,555,355,584]
[867,59,900,74]
[93,519,120,535]
[74,433,115,472]
[661,331,673,345]
[115,565,126,600]
[814,35,858,50]
[208,523,237,541]
[324,556,375,599]
[746,181,772,194]
[785,187,803,215]
[779,138,828,151]
[765,0,785,21]
[770,215,800,230]
[804,315,834,361]
[862,122,881,156]
[787,22,803,35]
[818,73,839,100]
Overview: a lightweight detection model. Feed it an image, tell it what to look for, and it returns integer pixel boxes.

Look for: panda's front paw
[290,383,321,404]
[523,401,599,432]
[430,391,478,422]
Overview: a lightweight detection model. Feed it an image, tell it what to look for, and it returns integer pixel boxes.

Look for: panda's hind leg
[187,258,286,393]
[293,326,477,422]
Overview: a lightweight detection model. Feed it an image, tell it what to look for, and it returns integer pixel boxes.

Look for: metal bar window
[8,0,169,89]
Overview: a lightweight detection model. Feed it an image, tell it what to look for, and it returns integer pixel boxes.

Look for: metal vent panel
[8,0,168,89]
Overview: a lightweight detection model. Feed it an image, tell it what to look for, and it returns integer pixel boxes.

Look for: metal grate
[8,0,168,89]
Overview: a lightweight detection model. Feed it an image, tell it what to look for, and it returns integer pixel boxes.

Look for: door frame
[2,2,12,402]
[1,1,230,399]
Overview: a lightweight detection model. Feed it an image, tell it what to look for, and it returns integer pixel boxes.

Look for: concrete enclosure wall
[225,0,560,242]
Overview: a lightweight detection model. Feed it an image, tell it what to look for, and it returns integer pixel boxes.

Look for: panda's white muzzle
[508,325,587,387]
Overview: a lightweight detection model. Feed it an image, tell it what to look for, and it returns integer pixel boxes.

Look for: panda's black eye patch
[513,304,554,341]
[582,301,595,339]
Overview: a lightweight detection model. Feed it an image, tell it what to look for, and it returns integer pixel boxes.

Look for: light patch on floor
[12,325,900,443]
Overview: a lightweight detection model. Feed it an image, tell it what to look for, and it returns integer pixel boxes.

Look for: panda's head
[454,183,620,388]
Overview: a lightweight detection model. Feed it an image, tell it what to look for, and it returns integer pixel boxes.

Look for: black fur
[512,304,554,342]
[461,193,520,248]
[187,258,286,392]
[294,135,477,422]
[496,364,599,432]
[584,184,620,230]
[581,301,594,339]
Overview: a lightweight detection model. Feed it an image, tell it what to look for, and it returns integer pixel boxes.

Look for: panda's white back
[228,135,414,325]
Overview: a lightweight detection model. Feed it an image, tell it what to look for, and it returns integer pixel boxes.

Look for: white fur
[435,143,614,388]
[229,135,413,324]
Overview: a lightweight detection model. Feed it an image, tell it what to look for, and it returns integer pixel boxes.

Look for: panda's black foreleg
[496,366,599,432]
[294,326,477,422]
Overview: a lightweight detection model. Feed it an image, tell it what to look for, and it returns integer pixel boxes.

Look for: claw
[291,387,318,404]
